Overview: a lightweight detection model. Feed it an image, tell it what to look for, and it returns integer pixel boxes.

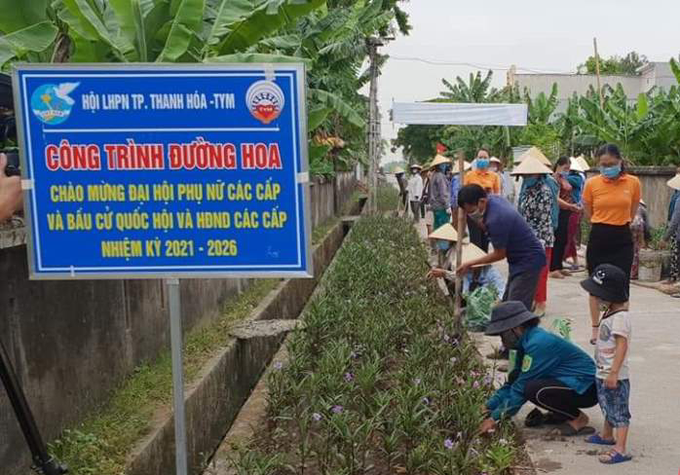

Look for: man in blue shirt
[479,301,597,435]
[456,184,546,311]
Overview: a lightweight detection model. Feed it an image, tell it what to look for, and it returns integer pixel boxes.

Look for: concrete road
[415,217,680,473]
[478,270,680,474]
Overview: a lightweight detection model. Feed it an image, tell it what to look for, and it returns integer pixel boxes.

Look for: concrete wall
[0,172,357,475]
[514,62,676,113]
[629,166,677,229]
[585,166,677,229]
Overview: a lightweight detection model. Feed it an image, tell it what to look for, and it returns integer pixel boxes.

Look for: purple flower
[332,405,344,414]
[273,362,283,370]
[483,375,493,385]
[312,412,322,421]
[350,351,358,359]
[344,372,354,382]
[444,438,454,450]
[473,381,480,389]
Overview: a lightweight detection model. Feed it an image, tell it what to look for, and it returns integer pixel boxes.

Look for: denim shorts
[596,378,631,428]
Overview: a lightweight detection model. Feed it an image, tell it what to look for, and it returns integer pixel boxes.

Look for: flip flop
[549,424,596,437]
[585,434,616,446]
[543,412,569,425]
[599,450,632,464]
[525,408,544,427]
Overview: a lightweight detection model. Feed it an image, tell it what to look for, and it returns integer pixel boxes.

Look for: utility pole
[593,37,604,108]
[366,37,383,213]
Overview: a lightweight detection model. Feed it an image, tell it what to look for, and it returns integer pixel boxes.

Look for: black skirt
[586,223,633,285]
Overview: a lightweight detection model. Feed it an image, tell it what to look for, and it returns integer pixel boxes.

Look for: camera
[0,74,19,177]
[2,115,19,177]
[4,150,20,177]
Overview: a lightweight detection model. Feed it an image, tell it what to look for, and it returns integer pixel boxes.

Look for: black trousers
[467,216,489,252]
[524,378,598,420]
[551,209,572,271]
[409,201,420,222]
[586,223,634,290]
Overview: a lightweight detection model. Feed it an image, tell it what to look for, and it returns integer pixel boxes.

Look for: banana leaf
[207,52,311,64]
[309,88,364,127]
[0,0,50,33]
[215,0,325,56]
[109,0,154,61]
[156,0,204,62]
[0,21,58,67]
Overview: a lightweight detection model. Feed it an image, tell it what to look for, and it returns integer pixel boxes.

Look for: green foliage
[393,125,443,164]
[233,216,518,475]
[0,0,412,175]
[578,51,648,76]
[376,183,399,211]
[48,278,280,475]
[395,65,680,166]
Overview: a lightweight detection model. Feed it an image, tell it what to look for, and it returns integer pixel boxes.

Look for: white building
[511,62,677,112]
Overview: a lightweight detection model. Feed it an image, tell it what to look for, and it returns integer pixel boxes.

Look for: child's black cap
[580,264,629,303]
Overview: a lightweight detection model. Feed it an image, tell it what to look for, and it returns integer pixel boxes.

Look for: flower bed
[228,216,519,475]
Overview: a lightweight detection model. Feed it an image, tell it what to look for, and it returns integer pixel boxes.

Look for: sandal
[525,408,544,427]
[585,434,616,446]
[549,424,595,437]
[599,450,632,464]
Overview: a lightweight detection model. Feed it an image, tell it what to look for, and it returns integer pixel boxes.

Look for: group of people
[406,143,680,465]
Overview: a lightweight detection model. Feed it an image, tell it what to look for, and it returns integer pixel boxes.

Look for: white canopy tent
[392,102,528,126]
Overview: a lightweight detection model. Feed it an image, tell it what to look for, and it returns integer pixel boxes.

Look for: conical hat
[393,167,405,174]
[428,223,458,242]
[576,155,590,171]
[446,242,490,268]
[510,154,552,175]
[409,163,422,170]
[451,160,472,174]
[429,154,452,168]
[668,174,680,190]
[490,157,502,164]
[519,147,551,166]
[569,156,585,173]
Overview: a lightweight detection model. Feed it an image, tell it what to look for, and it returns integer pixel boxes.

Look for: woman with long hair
[583,144,641,342]
[550,157,580,279]
[515,158,555,316]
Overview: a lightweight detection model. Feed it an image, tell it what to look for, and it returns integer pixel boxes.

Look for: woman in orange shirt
[582,144,641,341]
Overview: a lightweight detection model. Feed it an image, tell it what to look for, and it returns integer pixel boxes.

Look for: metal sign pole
[167,278,188,475]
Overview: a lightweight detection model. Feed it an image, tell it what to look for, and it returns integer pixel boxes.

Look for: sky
[378,0,680,163]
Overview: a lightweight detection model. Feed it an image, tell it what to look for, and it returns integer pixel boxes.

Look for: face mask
[468,207,484,221]
[524,177,540,187]
[600,164,621,179]
[477,158,489,169]
[501,329,521,349]
[559,171,569,178]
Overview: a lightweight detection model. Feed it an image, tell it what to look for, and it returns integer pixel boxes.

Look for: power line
[387,55,578,74]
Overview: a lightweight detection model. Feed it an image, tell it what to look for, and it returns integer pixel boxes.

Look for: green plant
[376,184,399,212]
[230,216,518,475]
[0,0,411,176]
[394,64,680,165]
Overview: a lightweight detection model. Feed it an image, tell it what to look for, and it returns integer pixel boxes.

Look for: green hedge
[230,216,518,475]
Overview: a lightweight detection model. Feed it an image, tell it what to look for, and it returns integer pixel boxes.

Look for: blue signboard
[13,64,312,279]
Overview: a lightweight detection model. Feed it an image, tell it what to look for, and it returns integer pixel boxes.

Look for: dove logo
[30,82,80,125]
[246,80,285,125]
